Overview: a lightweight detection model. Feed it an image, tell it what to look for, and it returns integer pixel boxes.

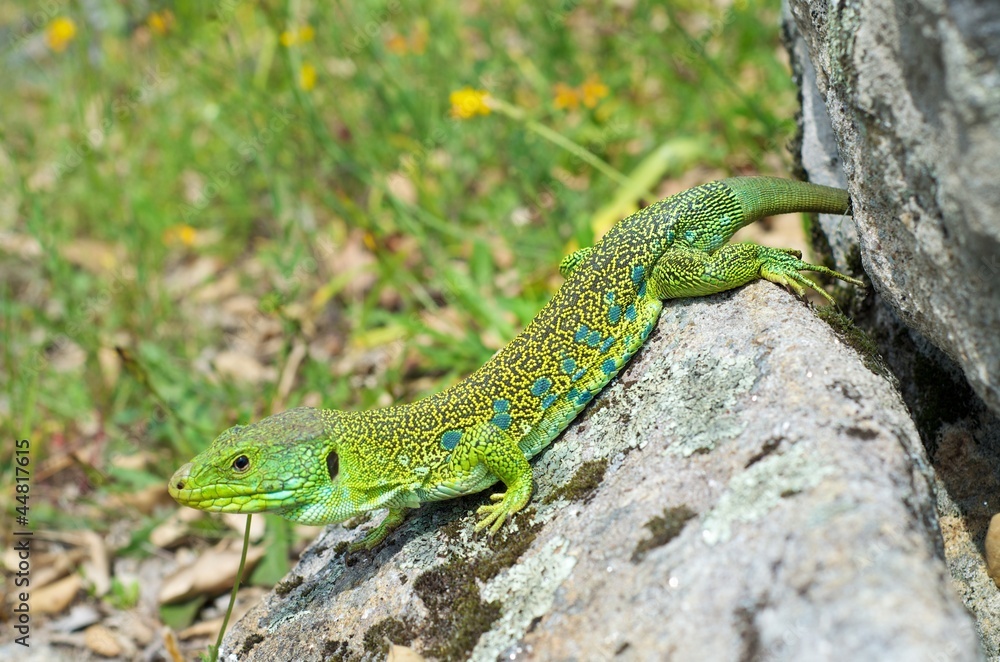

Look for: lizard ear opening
[326,451,339,481]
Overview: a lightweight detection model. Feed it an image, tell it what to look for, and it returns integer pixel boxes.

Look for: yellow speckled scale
[169,177,862,550]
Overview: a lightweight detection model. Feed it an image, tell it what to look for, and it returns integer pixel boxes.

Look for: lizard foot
[347,507,407,552]
[474,484,531,536]
[758,247,864,304]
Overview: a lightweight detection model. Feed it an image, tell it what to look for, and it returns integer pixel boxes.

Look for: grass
[0,0,796,650]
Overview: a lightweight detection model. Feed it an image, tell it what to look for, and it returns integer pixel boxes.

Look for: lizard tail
[723,176,852,222]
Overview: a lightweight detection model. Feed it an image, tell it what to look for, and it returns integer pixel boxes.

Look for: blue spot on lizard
[440,430,462,451]
[531,377,552,396]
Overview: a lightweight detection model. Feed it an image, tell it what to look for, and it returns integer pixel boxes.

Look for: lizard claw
[474,483,532,536]
[758,247,864,305]
[475,500,509,535]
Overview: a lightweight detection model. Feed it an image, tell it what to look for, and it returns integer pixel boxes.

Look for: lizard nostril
[176,480,185,489]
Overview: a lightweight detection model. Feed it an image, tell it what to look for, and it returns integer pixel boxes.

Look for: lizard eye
[326,451,339,481]
[232,455,250,472]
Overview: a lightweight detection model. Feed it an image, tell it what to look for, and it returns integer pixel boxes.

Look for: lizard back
[336,181,744,488]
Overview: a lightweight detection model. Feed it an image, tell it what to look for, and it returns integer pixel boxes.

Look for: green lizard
[168,176,862,550]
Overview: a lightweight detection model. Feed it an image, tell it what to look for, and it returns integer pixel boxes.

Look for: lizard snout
[169,462,193,496]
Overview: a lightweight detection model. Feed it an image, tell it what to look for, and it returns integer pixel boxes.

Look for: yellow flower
[164,224,198,247]
[46,17,76,53]
[385,34,408,55]
[281,26,315,47]
[386,23,428,56]
[449,88,491,119]
[299,63,317,91]
[147,10,174,35]
[580,76,609,108]
[553,82,580,110]
[409,26,428,55]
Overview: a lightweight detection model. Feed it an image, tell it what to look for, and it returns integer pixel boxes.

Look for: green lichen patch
[323,639,351,661]
[237,632,265,658]
[816,306,890,379]
[362,617,416,655]
[480,508,543,577]
[412,508,542,661]
[631,505,696,562]
[438,514,467,543]
[542,458,609,504]
[274,574,303,596]
[413,559,502,662]
[702,444,832,545]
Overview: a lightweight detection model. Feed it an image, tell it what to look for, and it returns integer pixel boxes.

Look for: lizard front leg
[451,422,534,536]
[648,243,863,303]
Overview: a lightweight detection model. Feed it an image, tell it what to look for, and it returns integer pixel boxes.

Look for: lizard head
[168,407,361,524]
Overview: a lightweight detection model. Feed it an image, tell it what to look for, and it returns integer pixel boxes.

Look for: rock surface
[785,1,1000,655]
[223,285,980,661]
[785,0,1000,415]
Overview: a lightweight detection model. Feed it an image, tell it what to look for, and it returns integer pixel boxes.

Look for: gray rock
[785,0,1000,415]
[785,1,1000,655]
[223,285,979,661]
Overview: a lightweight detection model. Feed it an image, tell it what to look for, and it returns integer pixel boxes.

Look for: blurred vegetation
[0,0,796,535]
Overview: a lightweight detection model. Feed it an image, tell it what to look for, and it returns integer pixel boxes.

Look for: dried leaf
[164,256,224,296]
[83,624,124,658]
[114,487,173,520]
[49,604,101,632]
[193,270,240,302]
[59,238,121,273]
[162,627,185,662]
[221,513,266,542]
[213,350,278,384]
[150,508,205,549]
[275,340,308,407]
[177,587,263,640]
[97,345,121,388]
[386,171,417,205]
[0,231,43,258]
[987,513,1000,588]
[158,541,264,604]
[80,530,111,597]
[387,644,427,662]
[33,573,83,614]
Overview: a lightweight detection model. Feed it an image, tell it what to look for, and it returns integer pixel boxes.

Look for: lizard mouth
[167,462,297,513]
